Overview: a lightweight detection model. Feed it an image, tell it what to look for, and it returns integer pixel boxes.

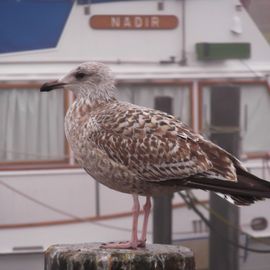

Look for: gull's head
[40,62,116,101]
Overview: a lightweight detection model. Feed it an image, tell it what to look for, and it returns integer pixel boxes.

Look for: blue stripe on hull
[0,1,73,53]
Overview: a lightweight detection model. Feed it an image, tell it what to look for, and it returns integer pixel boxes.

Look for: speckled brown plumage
[40,61,270,204]
[65,99,213,196]
[41,62,270,248]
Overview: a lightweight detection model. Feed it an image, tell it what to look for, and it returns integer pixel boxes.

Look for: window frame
[0,80,194,170]
[198,79,270,159]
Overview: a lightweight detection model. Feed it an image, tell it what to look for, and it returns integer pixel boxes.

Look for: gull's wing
[84,101,270,206]
[89,102,215,182]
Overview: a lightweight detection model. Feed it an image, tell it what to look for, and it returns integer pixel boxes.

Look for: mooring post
[209,86,240,270]
[45,243,195,270]
[153,96,173,245]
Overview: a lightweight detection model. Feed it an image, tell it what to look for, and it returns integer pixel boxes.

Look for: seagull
[41,62,270,249]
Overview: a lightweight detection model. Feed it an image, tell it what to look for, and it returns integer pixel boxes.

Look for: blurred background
[0,0,270,269]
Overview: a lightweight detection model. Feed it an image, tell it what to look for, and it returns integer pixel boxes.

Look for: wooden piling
[45,243,195,270]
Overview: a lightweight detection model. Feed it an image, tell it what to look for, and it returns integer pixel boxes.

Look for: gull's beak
[40,80,66,92]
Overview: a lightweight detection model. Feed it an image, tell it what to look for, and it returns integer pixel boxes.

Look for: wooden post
[45,243,195,270]
[209,86,240,270]
[153,96,173,244]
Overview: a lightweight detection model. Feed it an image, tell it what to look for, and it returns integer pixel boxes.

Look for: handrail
[0,200,208,230]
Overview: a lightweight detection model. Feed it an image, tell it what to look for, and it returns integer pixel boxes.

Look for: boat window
[0,82,191,169]
[201,83,270,158]
[0,87,66,164]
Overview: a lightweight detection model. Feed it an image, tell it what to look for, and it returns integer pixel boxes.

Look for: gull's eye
[75,71,86,80]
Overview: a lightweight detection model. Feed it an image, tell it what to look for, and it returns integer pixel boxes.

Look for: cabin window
[117,84,191,126]
[201,83,270,157]
[0,82,191,169]
[240,85,270,154]
[0,87,66,163]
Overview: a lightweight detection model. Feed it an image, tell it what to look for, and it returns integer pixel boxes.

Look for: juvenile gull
[41,62,270,249]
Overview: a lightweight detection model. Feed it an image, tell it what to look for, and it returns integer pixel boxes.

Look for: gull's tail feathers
[186,168,270,206]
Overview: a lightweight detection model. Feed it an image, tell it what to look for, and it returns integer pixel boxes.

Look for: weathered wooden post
[209,86,240,270]
[45,243,195,270]
[153,96,173,245]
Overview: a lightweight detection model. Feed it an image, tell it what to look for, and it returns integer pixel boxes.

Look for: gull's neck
[75,81,117,103]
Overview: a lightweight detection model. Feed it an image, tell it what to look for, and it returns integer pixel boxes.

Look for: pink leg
[101,194,140,249]
[130,194,140,247]
[138,196,151,247]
